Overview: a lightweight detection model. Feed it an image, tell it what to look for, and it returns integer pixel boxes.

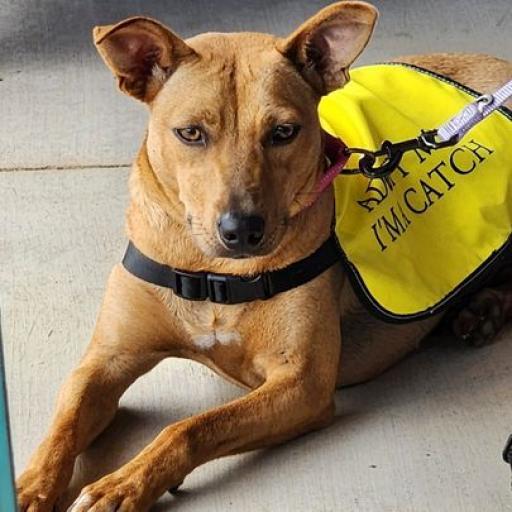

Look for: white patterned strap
[437,78,512,142]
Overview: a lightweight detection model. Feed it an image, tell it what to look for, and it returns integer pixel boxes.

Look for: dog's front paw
[17,466,64,512]
[67,470,153,512]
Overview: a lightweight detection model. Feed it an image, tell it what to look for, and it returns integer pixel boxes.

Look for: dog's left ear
[93,17,196,103]
[278,1,378,94]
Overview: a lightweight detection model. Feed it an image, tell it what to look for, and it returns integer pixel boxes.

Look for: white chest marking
[192,330,241,350]
[193,333,217,350]
[216,330,242,345]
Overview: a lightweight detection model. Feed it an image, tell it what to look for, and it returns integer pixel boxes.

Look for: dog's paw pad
[452,288,505,347]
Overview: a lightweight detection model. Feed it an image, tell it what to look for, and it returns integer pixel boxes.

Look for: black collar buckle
[174,271,207,301]
[171,269,272,304]
[206,273,270,304]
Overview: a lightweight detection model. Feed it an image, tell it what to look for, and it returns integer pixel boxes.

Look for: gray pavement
[1,1,512,511]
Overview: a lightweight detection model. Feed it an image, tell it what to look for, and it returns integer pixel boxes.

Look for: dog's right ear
[277,1,378,95]
[93,17,196,103]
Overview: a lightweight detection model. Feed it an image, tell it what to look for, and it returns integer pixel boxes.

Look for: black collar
[122,235,341,304]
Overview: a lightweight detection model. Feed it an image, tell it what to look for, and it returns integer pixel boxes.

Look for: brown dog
[16,2,512,511]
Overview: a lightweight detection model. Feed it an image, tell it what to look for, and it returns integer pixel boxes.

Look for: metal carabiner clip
[419,129,459,150]
[342,141,413,179]
[341,129,459,180]
[355,138,422,179]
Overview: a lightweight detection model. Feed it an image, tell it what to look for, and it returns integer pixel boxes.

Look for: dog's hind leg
[16,266,173,512]
[448,255,512,346]
[337,311,440,387]
[452,284,512,347]
[337,280,441,387]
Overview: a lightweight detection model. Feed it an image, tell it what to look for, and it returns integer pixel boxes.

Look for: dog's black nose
[218,212,265,251]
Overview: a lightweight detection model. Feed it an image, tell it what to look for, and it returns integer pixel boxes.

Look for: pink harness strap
[299,133,348,211]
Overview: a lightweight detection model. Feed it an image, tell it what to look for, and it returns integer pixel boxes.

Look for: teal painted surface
[0,325,17,512]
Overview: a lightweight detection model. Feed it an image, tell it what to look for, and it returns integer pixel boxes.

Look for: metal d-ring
[340,146,378,176]
[476,93,494,113]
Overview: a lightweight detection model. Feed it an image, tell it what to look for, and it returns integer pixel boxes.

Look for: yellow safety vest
[319,64,512,322]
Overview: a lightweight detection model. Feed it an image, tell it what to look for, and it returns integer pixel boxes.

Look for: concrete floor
[1,1,512,511]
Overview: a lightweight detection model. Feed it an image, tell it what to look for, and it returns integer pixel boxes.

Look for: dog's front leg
[16,266,174,512]
[68,320,340,512]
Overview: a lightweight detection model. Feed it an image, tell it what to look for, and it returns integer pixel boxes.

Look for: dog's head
[94,2,377,259]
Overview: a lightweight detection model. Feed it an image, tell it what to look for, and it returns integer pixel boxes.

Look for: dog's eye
[174,126,206,145]
[269,124,301,146]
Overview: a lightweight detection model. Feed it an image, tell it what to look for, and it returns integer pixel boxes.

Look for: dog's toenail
[169,480,184,494]
[67,493,93,511]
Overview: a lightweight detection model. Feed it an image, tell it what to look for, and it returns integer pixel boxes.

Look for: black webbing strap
[122,235,341,304]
